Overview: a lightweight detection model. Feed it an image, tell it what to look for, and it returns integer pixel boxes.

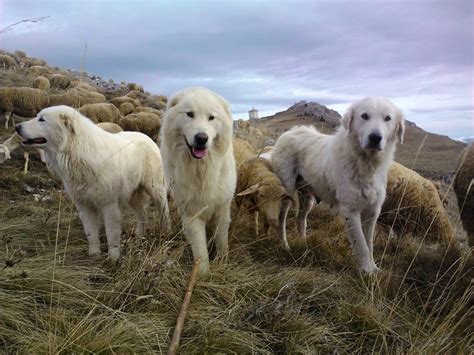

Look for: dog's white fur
[161,87,236,273]
[15,105,170,260]
[271,97,405,273]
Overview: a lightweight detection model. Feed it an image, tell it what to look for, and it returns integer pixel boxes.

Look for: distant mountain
[251,100,466,180]
[253,100,341,135]
[459,137,474,144]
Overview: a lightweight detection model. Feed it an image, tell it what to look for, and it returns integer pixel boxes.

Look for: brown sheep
[0,87,49,128]
[155,95,167,103]
[49,89,106,108]
[110,96,141,108]
[14,50,26,59]
[133,106,161,116]
[119,112,161,141]
[237,119,251,129]
[125,90,144,100]
[96,122,123,134]
[146,95,167,110]
[69,87,106,102]
[0,54,17,69]
[233,138,256,168]
[70,81,99,92]
[28,65,51,77]
[453,144,474,247]
[127,83,144,92]
[32,76,51,91]
[236,157,290,236]
[78,103,121,124]
[119,102,134,115]
[49,74,72,90]
[22,57,47,67]
[381,162,454,242]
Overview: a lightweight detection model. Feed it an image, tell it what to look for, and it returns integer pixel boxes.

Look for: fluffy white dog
[161,87,236,273]
[271,97,405,273]
[15,105,170,260]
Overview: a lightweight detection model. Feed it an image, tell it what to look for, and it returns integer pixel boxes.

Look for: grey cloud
[1,0,473,138]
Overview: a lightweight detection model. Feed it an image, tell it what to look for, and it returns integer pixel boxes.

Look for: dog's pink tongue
[192,147,208,159]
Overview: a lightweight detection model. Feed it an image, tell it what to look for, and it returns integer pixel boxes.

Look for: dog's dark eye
[384,115,391,122]
[361,113,369,120]
[186,112,194,118]
[38,117,45,122]
[209,115,215,121]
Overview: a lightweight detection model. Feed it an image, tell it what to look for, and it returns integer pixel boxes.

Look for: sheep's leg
[129,189,149,237]
[37,149,46,163]
[4,110,12,129]
[102,203,122,261]
[23,151,30,174]
[340,208,378,273]
[274,167,297,250]
[76,202,102,257]
[183,216,209,273]
[254,211,259,236]
[297,192,315,238]
[263,217,271,236]
[361,206,381,266]
[278,198,292,250]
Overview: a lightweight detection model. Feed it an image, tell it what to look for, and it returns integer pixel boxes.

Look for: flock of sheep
[0,49,472,275]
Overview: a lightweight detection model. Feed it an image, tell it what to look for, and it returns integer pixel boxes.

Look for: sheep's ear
[237,183,261,196]
[397,111,405,144]
[342,104,354,134]
[60,113,75,135]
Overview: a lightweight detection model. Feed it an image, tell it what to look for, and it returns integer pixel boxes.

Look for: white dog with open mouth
[161,87,236,273]
[15,105,170,260]
[271,97,405,273]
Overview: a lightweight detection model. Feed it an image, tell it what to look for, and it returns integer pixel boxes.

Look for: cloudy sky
[1,0,473,139]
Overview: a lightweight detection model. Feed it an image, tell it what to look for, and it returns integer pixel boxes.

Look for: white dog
[15,105,170,260]
[271,97,405,273]
[161,87,236,273]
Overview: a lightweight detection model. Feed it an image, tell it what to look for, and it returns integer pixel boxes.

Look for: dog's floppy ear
[215,94,232,118]
[342,104,354,134]
[167,90,188,111]
[237,183,261,196]
[397,110,406,144]
[60,113,75,135]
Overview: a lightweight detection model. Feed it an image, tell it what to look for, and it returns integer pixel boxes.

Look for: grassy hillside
[0,52,472,353]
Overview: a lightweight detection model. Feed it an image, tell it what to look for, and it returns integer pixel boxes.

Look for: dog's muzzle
[15,123,47,146]
[366,132,382,150]
[184,133,209,159]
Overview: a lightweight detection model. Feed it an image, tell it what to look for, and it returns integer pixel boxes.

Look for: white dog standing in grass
[271,97,405,273]
[161,87,236,273]
[15,105,170,260]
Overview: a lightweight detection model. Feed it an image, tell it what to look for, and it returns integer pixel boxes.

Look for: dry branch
[168,257,201,355]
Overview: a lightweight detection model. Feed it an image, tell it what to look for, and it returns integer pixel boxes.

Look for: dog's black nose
[15,124,22,134]
[368,133,382,145]
[194,132,208,146]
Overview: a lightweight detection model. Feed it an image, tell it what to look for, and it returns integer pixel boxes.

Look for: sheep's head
[237,181,289,228]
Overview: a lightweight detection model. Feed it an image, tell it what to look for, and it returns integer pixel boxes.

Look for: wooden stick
[168,258,201,355]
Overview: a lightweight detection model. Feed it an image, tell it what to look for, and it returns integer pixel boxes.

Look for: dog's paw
[88,246,101,257]
[360,263,380,274]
